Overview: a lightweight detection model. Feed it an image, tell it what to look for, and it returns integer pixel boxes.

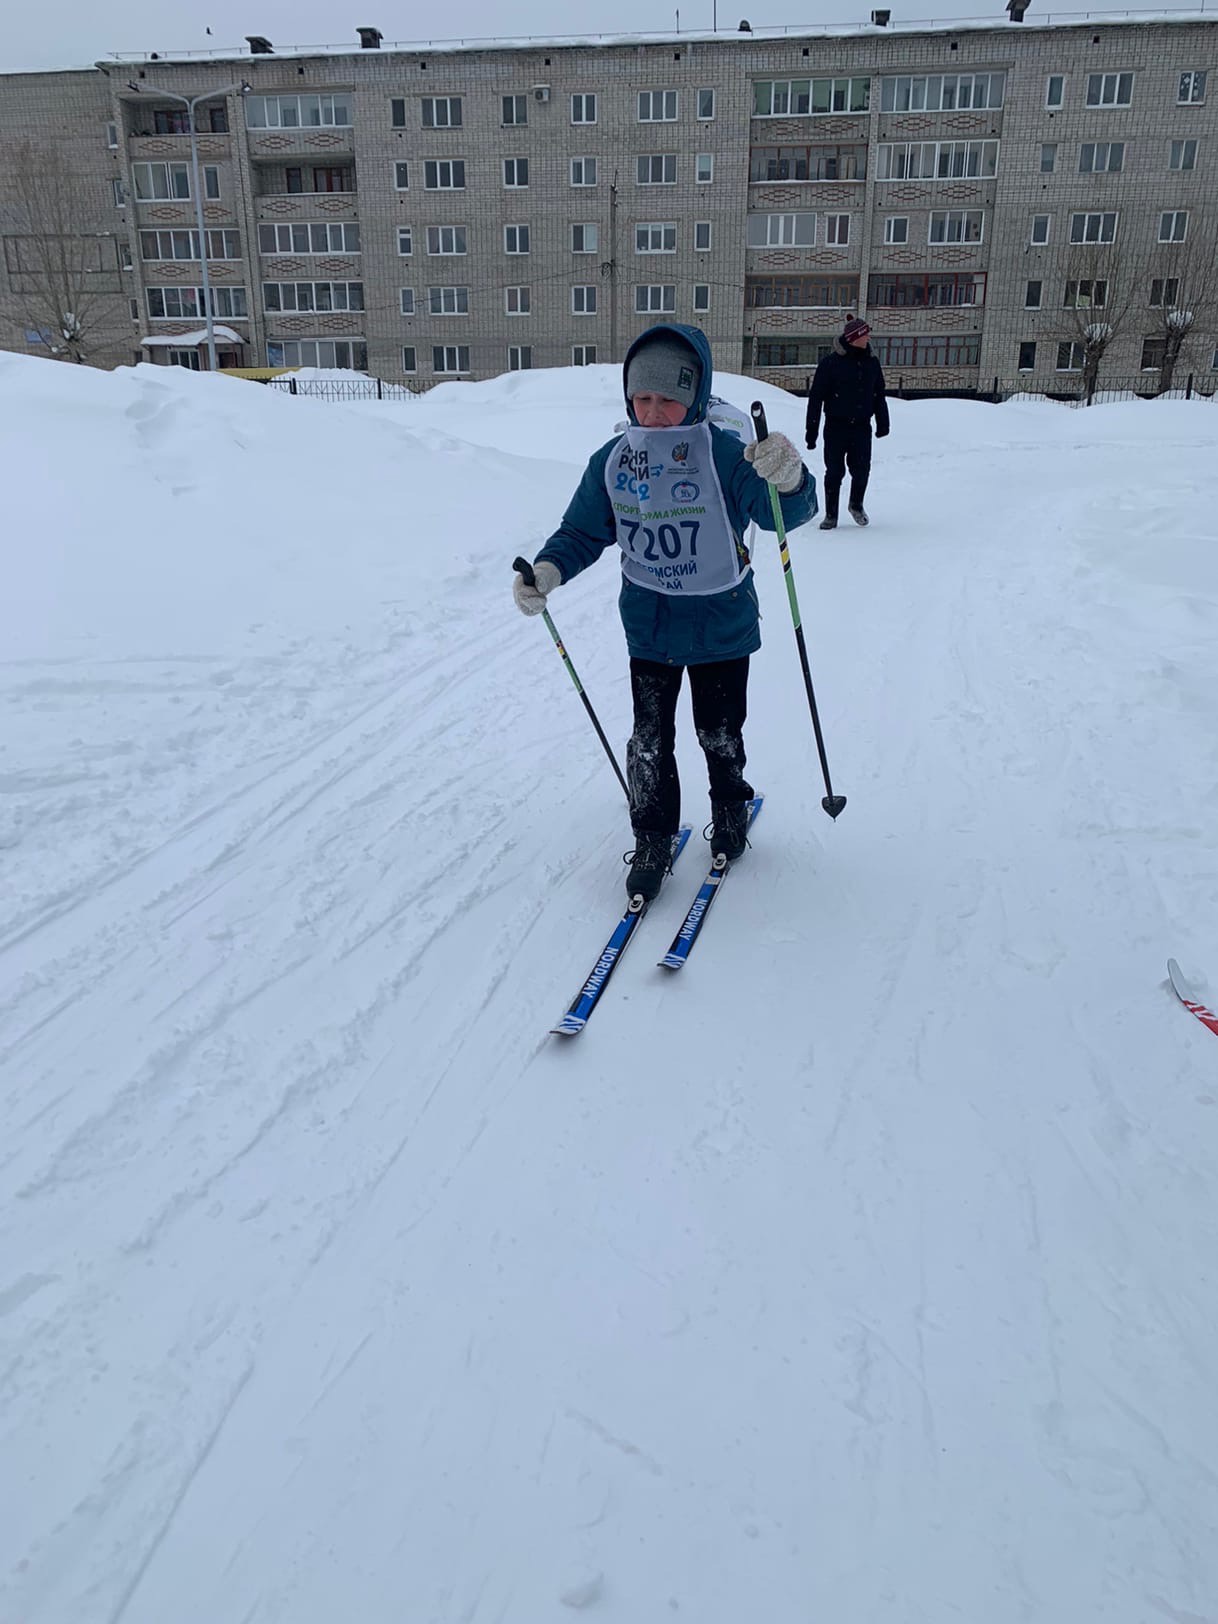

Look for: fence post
[1186,373,1194,400]
[376,377,383,400]
[289,377,297,396]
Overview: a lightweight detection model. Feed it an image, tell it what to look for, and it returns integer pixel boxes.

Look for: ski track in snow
[2,359,1217,1624]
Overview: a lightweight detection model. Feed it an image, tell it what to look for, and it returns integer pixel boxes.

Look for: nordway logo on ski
[676,889,713,943]
[579,943,623,999]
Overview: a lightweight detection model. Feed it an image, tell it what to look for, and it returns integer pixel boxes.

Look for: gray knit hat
[625,332,702,410]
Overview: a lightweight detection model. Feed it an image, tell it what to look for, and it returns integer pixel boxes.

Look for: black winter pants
[823,420,872,516]
[627,656,754,835]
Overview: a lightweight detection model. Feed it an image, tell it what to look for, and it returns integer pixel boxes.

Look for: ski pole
[513,556,630,804]
[750,404,847,820]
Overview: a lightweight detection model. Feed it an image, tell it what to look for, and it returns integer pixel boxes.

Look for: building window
[636,222,677,253]
[1149,276,1180,307]
[1169,139,1198,170]
[119,242,134,270]
[266,339,367,369]
[424,160,466,190]
[428,286,470,314]
[1025,279,1043,309]
[402,346,417,373]
[877,141,999,180]
[433,345,470,373]
[572,345,597,365]
[106,121,119,149]
[635,284,676,313]
[395,162,409,190]
[747,211,816,247]
[508,345,532,370]
[398,227,413,256]
[570,157,597,186]
[754,77,870,115]
[112,178,128,207]
[504,224,530,254]
[1178,70,1207,104]
[1063,278,1107,309]
[1070,211,1118,243]
[572,285,598,314]
[169,349,202,369]
[307,167,350,195]
[505,285,531,314]
[400,288,415,315]
[693,284,710,312]
[502,94,527,126]
[1030,214,1051,244]
[132,161,190,200]
[264,281,363,312]
[694,220,712,251]
[868,272,985,308]
[696,153,714,184]
[247,94,351,128]
[1041,144,1058,173]
[571,222,599,253]
[260,222,360,253]
[929,210,984,244]
[697,88,715,119]
[637,154,677,185]
[1086,72,1133,107]
[148,286,248,319]
[426,225,467,255]
[746,275,859,309]
[142,228,242,260]
[1018,341,1037,371]
[503,157,529,188]
[749,143,868,183]
[1079,142,1124,173]
[884,216,908,244]
[1056,340,1085,371]
[870,334,982,368]
[1159,209,1189,241]
[422,97,462,128]
[825,214,850,245]
[1045,74,1066,109]
[571,92,597,124]
[638,90,678,121]
[391,98,406,128]
[879,72,1004,111]
[1141,337,1167,371]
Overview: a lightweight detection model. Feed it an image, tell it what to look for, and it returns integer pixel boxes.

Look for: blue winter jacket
[535,325,818,667]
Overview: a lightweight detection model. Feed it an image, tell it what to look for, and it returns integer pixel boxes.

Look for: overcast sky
[5,0,1147,75]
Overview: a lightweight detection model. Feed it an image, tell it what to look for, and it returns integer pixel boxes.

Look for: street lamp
[127,80,249,372]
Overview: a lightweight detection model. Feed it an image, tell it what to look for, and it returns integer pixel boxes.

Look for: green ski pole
[513,556,630,805]
[749,405,847,820]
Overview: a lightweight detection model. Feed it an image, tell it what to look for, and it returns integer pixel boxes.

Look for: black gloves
[805,438,817,451]
[876,425,890,439]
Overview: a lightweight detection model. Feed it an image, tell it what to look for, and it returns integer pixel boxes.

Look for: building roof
[140,327,244,347]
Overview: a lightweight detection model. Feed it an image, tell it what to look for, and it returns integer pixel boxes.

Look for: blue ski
[658,796,764,972]
[551,827,693,1037]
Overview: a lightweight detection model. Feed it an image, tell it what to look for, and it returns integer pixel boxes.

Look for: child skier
[513,323,817,901]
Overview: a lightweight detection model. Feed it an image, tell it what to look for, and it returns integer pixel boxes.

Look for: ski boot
[819,512,838,531]
[848,504,869,526]
[708,799,751,864]
[624,831,674,905]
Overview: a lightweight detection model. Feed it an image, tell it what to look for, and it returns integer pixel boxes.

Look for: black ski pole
[749,404,847,820]
[513,556,630,804]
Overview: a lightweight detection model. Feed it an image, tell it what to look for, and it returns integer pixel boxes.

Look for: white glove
[513,558,562,616]
[744,433,805,494]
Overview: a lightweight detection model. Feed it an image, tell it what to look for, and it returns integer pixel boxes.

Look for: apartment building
[0,13,1215,393]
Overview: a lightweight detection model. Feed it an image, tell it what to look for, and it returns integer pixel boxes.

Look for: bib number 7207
[620,518,700,561]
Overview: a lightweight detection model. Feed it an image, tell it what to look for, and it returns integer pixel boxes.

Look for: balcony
[248,127,354,160]
[256,192,359,223]
[129,132,231,161]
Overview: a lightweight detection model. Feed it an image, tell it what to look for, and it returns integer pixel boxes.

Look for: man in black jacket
[805,317,890,530]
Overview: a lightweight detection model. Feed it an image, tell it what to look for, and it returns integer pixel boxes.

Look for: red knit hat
[843,317,871,342]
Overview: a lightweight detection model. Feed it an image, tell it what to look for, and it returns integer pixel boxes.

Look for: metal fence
[265,377,428,401]
[890,374,1218,406]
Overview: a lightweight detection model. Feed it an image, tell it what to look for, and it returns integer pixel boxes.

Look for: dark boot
[624,830,674,903]
[819,513,838,530]
[848,504,869,526]
[708,799,750,862]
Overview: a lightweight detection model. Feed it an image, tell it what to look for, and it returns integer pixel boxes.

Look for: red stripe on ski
[1167,960,1218,1038]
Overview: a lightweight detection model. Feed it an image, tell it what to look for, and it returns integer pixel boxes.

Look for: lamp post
[127,80,248,372]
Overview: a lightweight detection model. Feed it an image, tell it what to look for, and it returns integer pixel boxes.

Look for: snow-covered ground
[2,352,1217,1624]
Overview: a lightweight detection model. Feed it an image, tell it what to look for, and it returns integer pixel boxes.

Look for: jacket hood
[623,323,715,427]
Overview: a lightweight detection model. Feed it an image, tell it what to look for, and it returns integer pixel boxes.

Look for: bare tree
[1138,233,1218,394]
[0,141,128,364]
[1054,242,1140,404]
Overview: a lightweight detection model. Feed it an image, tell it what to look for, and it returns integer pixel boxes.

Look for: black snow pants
[627,656,754,835]
[823,420,873,517]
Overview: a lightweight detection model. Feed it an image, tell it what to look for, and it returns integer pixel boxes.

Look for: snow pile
[2,351,1218,1624]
